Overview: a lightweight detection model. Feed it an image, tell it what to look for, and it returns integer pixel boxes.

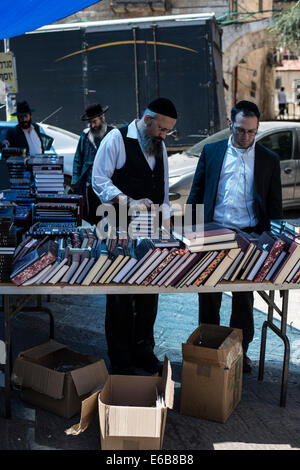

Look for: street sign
[0,51,18,93]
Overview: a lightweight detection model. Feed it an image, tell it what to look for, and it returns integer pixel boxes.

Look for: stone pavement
[1,292,300,452]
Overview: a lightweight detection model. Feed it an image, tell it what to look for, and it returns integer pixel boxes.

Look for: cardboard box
[180,324,243,423]
[12,340,108,418]
[66,357,174,450]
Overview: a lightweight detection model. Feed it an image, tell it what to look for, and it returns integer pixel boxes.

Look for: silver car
[168,121,300,213]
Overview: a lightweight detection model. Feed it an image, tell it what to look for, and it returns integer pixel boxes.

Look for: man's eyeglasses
[232,126,257,137]
[151,118,174,136]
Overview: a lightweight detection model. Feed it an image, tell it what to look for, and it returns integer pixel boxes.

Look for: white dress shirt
[213,136,258,230]
[23,125,42,156]
[92,119,171,217]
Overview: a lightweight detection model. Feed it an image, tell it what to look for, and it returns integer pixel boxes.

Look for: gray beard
[139,128,163,160]
[91,122,107,139]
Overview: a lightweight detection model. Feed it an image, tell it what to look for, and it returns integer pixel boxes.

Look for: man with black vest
[92,97,177,375]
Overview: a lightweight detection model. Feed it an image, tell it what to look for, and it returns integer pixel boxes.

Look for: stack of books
[6,156,29,180]
[29,156,64,194]
[0,206,18,282]
[32,194,83,226]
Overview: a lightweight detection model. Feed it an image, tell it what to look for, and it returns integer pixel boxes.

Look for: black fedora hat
[81,103,109,121]
[11,101,34,116]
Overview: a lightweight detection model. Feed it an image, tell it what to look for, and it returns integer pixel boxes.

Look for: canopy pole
[3,38,17,121]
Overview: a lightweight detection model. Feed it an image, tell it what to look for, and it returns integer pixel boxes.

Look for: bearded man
[6,101,44,155]
[72,103,113,223]
[92,97,177,375]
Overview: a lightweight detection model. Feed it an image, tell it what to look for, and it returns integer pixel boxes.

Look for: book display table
[0,281,298,418]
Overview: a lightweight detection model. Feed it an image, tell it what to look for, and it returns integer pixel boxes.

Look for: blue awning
[0,0,102,39]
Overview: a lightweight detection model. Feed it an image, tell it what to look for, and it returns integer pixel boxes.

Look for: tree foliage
[270,1,300,53]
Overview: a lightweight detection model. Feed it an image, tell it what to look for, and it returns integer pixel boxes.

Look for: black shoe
[243,354,252,373]
[134,350,163,375]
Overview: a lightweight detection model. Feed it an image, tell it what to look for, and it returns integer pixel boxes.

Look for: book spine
[254,240,286,283]
[142,250,177,286]
[194,250,227,286]
[11,252,57,285]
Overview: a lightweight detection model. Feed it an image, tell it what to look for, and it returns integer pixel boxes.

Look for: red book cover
[194,250,228,286]
[11,240,58,286]
[254,239,286,282]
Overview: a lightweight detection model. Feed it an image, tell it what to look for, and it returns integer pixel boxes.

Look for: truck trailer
[1,13,226,150]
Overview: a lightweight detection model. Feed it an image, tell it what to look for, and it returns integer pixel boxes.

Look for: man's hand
[128,198,153,210]
[1,140,9,149]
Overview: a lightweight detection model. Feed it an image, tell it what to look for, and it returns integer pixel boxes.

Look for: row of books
[9,222,300,287]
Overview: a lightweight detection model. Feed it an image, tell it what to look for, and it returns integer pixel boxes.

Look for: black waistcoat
[111,125,165,205]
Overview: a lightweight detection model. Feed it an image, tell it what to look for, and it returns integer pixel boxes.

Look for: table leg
[257,290,290,407]
[3,294,12,418]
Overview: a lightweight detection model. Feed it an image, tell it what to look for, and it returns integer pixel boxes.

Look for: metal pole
[132,27,140,119]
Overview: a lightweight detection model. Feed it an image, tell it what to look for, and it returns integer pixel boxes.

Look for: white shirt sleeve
[92,128,126,203]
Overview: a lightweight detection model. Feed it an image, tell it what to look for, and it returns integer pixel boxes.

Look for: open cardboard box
[66,357,174,450]
[12,340,108,418]
[180,323,243,423]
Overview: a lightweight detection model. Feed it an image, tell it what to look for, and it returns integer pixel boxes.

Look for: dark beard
[140,129,163,160]
[19,119,32,129]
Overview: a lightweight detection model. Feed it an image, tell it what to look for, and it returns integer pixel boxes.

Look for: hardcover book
[61,252,81,283]
[193,250,228,286]
[127,248,162,285]
[172,222,236,246]
[118,239,155,283]
[81,241,109,286]
[42,247,70,284]
[156,250,190,286]
[150,252,182,286]
[254,238,286,283]
[98,246,125,284]
[184,251,219,287]
[105,246,131,284]
[135,248,170,285]
[142,248,178,286]
[272,242,300,284]
[188,239,238,253]
[204,248,241,287]
[10,240,59,286]
[164,252,200,287]
[173,252,211,288]
[69,251,91,285]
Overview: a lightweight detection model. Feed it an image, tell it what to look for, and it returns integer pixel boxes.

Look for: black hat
[11,101,34,116]
[81,103,109,121]
[148,97,177,119]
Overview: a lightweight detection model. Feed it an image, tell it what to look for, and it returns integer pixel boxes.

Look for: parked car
[168,121,300,213]
[0,121,79,189]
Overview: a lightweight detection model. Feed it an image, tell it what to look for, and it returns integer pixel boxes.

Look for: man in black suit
[5,101,44,155]
[187,100,282,372]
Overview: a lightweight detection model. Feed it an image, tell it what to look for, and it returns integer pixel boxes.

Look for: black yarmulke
[148,97,177,119]
[235,100,260,118]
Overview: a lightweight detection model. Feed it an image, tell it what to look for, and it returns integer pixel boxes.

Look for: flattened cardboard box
[66,357,174,450]
[12,340,108,418]
[180,324,243,423]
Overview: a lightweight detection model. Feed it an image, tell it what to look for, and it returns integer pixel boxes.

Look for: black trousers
[198,291,254,352]
[105,293,158,367]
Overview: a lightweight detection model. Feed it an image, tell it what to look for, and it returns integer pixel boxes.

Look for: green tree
[270,1,300,53]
